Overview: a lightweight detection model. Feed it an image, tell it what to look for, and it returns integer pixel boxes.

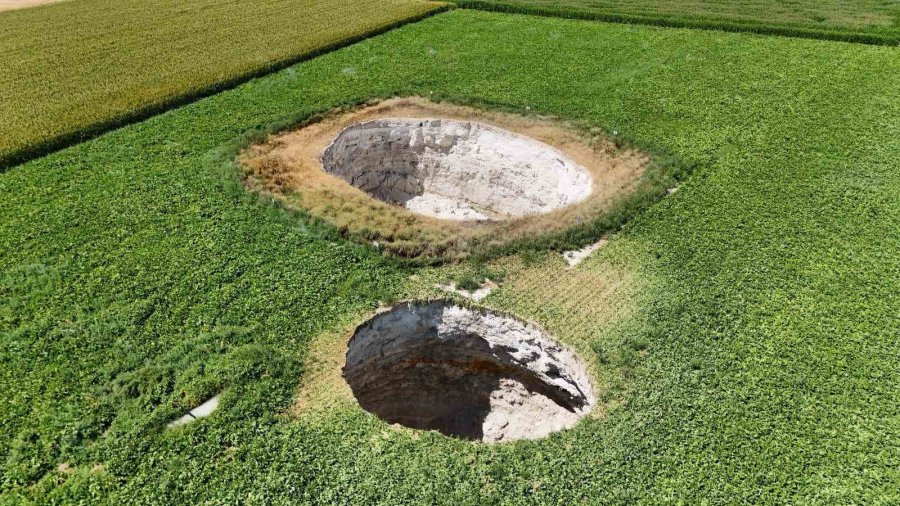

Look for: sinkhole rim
[342,300,596,443]
[238,96,650,259]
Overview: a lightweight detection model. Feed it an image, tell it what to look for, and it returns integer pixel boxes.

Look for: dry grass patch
[240,97,649,259]
[292,318,362,418]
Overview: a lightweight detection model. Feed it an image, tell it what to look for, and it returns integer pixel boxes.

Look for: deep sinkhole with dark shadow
[342,300,595,442]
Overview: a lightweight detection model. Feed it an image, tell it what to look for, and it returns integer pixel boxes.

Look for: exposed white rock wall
[343,301,594,442]
[322,119,593,221]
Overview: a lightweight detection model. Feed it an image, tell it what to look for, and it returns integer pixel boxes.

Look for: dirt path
[0,0,66,13]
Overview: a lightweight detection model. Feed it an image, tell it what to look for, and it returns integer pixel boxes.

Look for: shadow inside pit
[350,167,424,206]
[345,334,586,441]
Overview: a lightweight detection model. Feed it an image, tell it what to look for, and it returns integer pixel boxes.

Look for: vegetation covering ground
[457,0,900,43]
[1,8,899,504]
[0,0,445,168]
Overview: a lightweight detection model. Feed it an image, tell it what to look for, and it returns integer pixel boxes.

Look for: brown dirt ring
[239,97,649,259]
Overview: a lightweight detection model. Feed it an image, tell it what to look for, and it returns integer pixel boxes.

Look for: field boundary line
[0,3,453,174]
[455,0,900,46]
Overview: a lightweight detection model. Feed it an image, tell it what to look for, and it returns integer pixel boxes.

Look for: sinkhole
[322,119,593,221]
[342,301,595,442]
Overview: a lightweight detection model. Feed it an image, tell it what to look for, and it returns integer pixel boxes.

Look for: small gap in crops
[167,394,221,429]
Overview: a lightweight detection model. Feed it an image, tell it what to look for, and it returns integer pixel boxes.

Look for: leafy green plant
[1,9,898,504]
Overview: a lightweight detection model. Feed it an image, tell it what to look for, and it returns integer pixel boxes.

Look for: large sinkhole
[322,119,593,221]
[342,301,595,442]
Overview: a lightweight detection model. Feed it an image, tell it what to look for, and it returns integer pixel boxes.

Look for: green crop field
[2,5,899,505]
[0,0,446,168]
[457,0,900,43]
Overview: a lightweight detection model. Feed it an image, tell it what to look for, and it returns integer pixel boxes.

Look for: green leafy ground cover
[0,0,446,169]
[1,9,899,503]
[456,0,900,44]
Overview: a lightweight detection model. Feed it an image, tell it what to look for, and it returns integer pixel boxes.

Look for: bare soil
[240,97,649,259]
[0,0,65,12]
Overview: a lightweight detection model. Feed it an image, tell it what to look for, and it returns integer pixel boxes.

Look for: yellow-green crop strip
[1,8,899,504]
[456,0,900,44]
[0,0,446,168]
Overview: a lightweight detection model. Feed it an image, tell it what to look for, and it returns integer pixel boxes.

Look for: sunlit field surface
[457,0,900,43]
[1,9,898,504]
